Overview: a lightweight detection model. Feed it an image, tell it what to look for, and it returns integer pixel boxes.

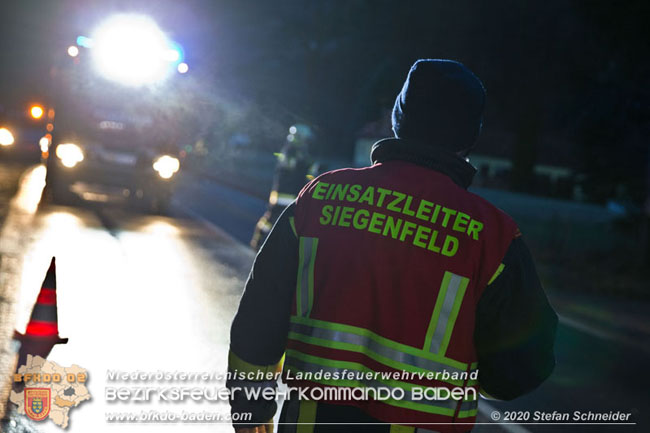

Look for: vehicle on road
[0,107,46,163]
[44,15,189,213]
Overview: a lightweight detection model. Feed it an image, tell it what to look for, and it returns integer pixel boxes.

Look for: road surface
[1,166,253,432]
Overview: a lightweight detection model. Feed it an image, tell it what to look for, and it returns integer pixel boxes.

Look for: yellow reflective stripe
[296,237,318,317]
[307,238,318,316]
[390,425,415,433]
[424,272,452,351]
[284,351,477,416]
[285,349,477,402]
[289,217,297,237]
[439,275,470,356]
[456,399,479,416]
[296,400,317,433]
[288,320,478,386]
[425,272,470,355]
[227,350,284,375]
[291,315,471,372]
[296,238,305,316]
[488,263,505,285]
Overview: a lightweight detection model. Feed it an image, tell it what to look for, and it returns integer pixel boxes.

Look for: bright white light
[30,105,44,119]
[56,143,84,168]
[67,45,79,57]
[289,126,297,134]
[153,155,180,179]
[0,127,14,146]
[163,49,180,62]
[177,62,189,74]
[39,136,50,152]
[91,15,173,86]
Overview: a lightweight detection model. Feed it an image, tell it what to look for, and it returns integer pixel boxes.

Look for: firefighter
[228,59,557,432]
[251,124,318,251]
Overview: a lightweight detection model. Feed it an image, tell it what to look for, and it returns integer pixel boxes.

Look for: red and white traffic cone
[13,257,68,371]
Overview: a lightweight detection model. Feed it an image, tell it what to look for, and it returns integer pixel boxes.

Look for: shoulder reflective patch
[487,263,505,286]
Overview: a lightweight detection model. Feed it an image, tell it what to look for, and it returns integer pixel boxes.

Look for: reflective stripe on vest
[425,272,470,356]
[296,237,319,317]
[289,316,477,387]
[288,164,519,428]
[284,350,478,417]
[290,230,478,420]
[280,398,318,433]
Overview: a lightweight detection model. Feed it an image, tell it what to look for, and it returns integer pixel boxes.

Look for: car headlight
[39,136,51,153]
[56,143,84,168]
[0,127,15,146]
[152,155,180,179]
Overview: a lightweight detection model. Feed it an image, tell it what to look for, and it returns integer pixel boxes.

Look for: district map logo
[10,355,91,429]
[25,388,51,421]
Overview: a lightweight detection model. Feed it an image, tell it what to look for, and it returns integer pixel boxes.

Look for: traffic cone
[13,257,68,371]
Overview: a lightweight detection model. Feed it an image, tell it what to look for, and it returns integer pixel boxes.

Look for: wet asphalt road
[1,164,648,433]
[1,165,253,432]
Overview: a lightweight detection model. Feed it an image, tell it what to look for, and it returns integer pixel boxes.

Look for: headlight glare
[153,155,180,179]
[0,127,14,146]
[56,143,84,168]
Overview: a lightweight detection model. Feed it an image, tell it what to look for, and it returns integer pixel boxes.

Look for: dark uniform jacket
[228,138,558,428]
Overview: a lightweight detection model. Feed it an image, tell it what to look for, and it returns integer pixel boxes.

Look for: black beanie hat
[392,59,486,151]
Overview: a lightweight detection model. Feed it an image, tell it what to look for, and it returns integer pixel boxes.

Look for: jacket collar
[370,138,476,189]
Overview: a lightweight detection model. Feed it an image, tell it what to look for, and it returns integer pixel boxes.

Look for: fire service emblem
[25,388,51,421]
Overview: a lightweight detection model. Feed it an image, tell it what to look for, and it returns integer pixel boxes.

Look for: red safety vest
[285,160,518,431]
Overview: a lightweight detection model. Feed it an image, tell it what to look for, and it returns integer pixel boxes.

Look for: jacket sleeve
[474,237,558,401]
[228,204,299,425]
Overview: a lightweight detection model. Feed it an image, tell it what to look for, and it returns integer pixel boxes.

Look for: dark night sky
[0,1,56,104]
[1,0,648,202]
[1,1,647,128]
